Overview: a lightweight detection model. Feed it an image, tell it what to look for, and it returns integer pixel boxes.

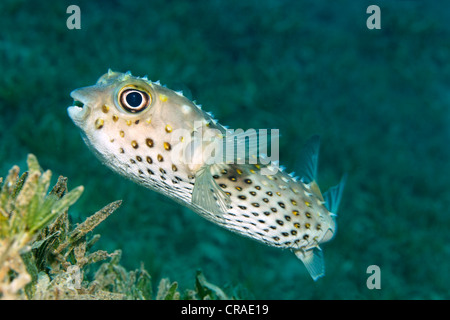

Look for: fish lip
[67,89,91,124]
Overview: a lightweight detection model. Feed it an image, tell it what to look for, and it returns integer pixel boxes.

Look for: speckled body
[68,71,345,280]
[209,165,334,249]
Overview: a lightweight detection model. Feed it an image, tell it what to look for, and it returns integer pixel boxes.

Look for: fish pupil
[126,91,143,107]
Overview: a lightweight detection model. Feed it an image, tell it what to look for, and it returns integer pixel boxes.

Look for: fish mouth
[67,89,91,124]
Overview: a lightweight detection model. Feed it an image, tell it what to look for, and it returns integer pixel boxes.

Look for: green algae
[0,154,231,300]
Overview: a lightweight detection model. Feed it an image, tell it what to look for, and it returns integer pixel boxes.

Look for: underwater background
[0,0,449,299]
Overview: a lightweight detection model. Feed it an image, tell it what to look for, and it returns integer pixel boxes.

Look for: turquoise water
[1,0,449,299]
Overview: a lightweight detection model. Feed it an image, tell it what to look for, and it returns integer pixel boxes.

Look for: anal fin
[294,247,325,281]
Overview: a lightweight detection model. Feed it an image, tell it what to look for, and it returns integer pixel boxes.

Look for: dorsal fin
[297,135,320,184]
[323,174,347,215]
[309,181,324,202]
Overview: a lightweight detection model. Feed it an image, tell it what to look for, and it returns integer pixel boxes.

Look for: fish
[67,70,346,280]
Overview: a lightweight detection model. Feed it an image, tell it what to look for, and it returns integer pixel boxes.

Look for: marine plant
[0,154,231,299]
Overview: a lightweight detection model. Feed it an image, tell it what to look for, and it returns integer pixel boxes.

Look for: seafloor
[0,0,449,299]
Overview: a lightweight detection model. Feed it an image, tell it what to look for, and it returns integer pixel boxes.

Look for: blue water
[0,0,449,299]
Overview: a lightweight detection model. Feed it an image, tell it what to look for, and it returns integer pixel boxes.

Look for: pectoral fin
[192,165,231,218]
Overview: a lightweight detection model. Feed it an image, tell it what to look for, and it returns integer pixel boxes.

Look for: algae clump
[0,154,232,300]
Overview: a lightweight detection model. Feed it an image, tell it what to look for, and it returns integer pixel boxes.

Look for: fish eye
[119,88,150,113]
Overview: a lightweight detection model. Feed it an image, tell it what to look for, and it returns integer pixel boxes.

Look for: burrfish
[67,70,346,280]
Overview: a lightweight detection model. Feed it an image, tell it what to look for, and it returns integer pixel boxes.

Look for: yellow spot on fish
[95,118,104,129]
[291,199,297,206]
[236,168,243,175]
[276,192,281,196]
[305,223,311,229]
[172,164,178,172]
[159,94,168,102]
[305,201,312,207]
[102,105,110,113]
[119,130,125,138]
[165,125,172,133]
[131,140,138,149]
[292,210,299,216]
[126,120,132,126]
[164,142,171,150]
[112,115,119,122]
[250,169,256,174]
[145,117,152,124]
[157,154,163,162]
[294,223,300,228]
